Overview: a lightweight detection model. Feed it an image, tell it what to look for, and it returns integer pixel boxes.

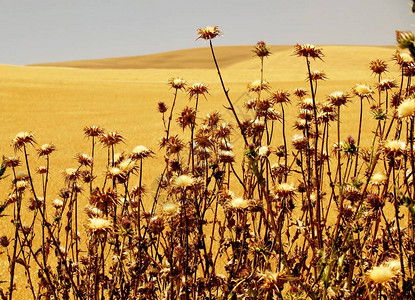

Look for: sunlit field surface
[0,44,409,299]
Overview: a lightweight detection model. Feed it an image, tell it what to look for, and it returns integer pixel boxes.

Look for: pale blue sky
[1,0,414,65]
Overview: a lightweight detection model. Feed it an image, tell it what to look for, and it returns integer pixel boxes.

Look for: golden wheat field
[0,44,406,298]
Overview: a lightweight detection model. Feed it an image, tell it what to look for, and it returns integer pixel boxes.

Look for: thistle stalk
[354,97,363,177]
[208,39,248,146]
[305,56,323,249]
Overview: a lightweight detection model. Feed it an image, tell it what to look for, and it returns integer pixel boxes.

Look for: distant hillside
[29,45,293,69]
[29,45,396,71]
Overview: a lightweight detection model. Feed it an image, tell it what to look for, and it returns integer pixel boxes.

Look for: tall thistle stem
[9,178,21,300]
[354,97,363,177]
[90,136,95,195]
[332,106,344,245]
[305,56,322,249]
[190,94,200,173]
[281,103,288,181]
[209,39,248,146]
[392,158,406,282]
[166,87,179,141]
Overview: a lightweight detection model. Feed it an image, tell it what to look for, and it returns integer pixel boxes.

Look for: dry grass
[0,44,399,195]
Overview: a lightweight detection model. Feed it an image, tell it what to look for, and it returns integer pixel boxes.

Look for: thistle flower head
[317,111,337,123]
[106,167,125,181]
[220,189,235,202]
[216,122,232,138]
[258,145,271,157]
[16,180,27,192]
[219,150,235,163]
[309,70,327,81]
[393,50,414,68]
[52,199,64,209]
[203,111,221,127]
[253,41,271,57]
[255,98,272,113]
[90,188,119,211]
[343,185,361,201]
[400,52,414,63]
[300,98,315,110]
[397,98,415,119]
[63,168,79,182]
[197,25,222,40]
[248,80,270,93]
[84,205,103,218]
[377,78,397,91]
[4,156,21,168]
[245,98,257,110]
[131,145,153,159]
[327,91,349,106]
[229,197,249,210]
[273,183,296,197]
[294,119,314,132]
[269,90,290,104]
[404,64,415,77]
[29,196,45,210]
[162,135,185,154]
[118,158,136,173]
[87,217,113,234]
[11,132,35,152]
[266,107,282,121]
[75,153,93,166]
[369,59,388,75]
[188,82,209,99]
[158,101,168,113]
[294,44,324,60]
[162,202,180,217]
[168,77,186,90]
[194,130,213,148]
[371,106,387,120]
[396,30,415,49]
[0,236,10,248]
[292,134,308,150]
[173,174,194,188]
[177,106,197,129]
[35,166,46,174]
[352,84,373,98]
[100,131,124,147]
[84,125,104,138]
[37,143,56,157]
[298,109,313,121]
[148,215,165,234]
[293,88,308,99]
[29,197,45,211]
[370,172,387,186]
[321,101,335,113]
[383,140,406,157]
[251,119,265,134]
[367,265,395,284]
